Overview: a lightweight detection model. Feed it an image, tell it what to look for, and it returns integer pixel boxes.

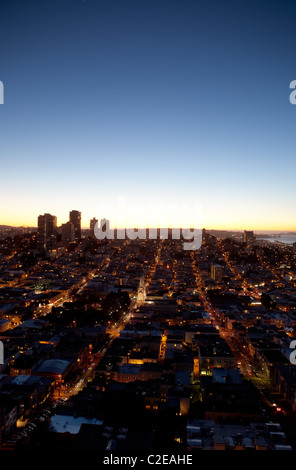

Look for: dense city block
[1,223,296,451]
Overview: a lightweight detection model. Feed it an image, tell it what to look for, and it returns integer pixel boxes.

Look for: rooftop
[33,358,71,374]
[49,414,103,434]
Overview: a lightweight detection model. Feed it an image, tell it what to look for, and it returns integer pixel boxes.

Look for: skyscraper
[90,218,98,237]
[211,263,223,282]
[69,210,81,240]
[37,213,57,252]
[243,230,254,244]
[61,221,75,244]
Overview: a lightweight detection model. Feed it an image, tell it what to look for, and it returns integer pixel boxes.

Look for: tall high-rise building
[69,210,81,240]
[61,221,75,244]
[37,213,57,252]
[202,228,206,244]
[211,263,223,282]
[243,230,254,244]
[90,218,98,237]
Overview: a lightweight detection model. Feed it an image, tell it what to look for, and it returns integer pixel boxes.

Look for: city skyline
[5,208,296,233]
[0,0,296,231]
[1,214,296,451]
[1,0,296,455]
[3,212,296,232]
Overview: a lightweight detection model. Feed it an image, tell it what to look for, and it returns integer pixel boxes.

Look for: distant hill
[207,229,243,239]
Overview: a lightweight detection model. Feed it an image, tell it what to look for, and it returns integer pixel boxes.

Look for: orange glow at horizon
[2,212,296,233]
[1,185,296,234]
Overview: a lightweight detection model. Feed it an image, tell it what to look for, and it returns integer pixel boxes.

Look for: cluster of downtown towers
[37,212,109,252]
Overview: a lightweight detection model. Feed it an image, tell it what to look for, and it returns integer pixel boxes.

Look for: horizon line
[1,224,296,233]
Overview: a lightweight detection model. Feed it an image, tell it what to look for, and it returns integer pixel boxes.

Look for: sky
[0,0,296,230]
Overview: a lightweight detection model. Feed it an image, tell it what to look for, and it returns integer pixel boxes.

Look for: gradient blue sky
[0,0,295,229]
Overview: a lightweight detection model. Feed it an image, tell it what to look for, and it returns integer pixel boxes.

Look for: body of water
[256,234,296,245]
